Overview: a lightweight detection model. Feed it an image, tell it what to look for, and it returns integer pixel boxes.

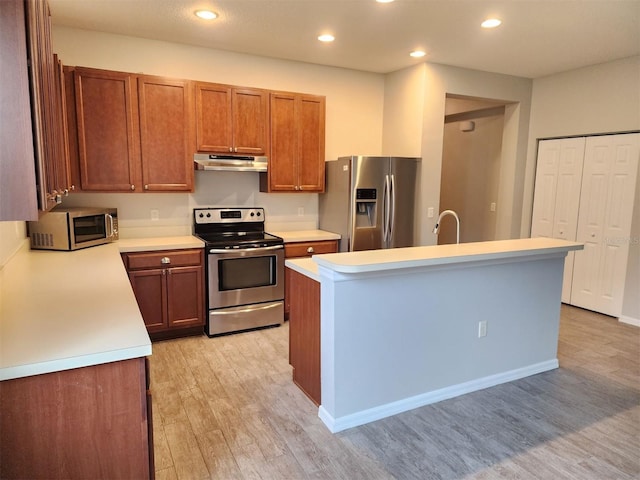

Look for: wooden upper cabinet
[71,68,194,192]
[5,0,72,215]
[0,0,38,220]
[298,95,326,191]
[51,55,73,196]
[267,93,297,190]
[138,76,194,191]
[74,67,141,192]
[195,82,269,155]
[261,92,325,193]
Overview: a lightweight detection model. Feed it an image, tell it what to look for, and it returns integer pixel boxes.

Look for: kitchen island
[286,238,583,433]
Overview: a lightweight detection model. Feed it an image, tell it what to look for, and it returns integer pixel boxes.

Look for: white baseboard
[619,315,640,327]
[318,359,559,433]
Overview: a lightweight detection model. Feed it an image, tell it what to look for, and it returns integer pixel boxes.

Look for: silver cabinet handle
[161,257,171,264]
[307,247,315,254]
[144,185,149,190]
[130,185,135,191]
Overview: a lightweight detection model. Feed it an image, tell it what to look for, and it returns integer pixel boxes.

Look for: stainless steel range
[193,207,284,337]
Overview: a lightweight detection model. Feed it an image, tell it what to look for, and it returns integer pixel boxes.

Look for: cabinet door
[74,67,141,191]
[297,95,325,192]
[232,88,269,155]
[531,137,585,302]
[0,0,38,220]
[24,0,70,211]
[195,83,233,152]
[268,92,298,191]
[166,265,204,329]
[288,268,321,405]
[138,76,194,191]
[571,133,639,317]
[51,55,73,196]
[264,92,326,192]
[129,268,168,332]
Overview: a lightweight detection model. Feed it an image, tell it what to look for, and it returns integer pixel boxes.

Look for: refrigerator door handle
[383,174,390,245]
[389,173,396,246]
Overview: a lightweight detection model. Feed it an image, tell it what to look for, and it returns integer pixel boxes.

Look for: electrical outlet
[297,207,304,216]
[150,209,159,221]
[427,207,434,218]
[490,202,496,212]
[478,321,488,338]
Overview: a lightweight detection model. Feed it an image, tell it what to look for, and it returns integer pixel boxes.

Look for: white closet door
[531,137,585,302]
[571,133,639,317]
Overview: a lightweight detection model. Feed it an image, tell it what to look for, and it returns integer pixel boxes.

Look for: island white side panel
[319,254,565,432]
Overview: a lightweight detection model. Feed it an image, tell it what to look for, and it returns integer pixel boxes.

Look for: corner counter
[0,235,203,478]
[0,242,151,381]
[289,238,583,433]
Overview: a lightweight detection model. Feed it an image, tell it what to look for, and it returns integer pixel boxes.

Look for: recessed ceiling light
[195,10,218,20]
[318,34,335,43]
[409,50,426,58]
[481,18,502,28]
[376,0,395,3]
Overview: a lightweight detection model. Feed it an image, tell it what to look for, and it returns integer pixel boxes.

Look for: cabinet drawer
[284,240,338,258]
[124,249,203,270]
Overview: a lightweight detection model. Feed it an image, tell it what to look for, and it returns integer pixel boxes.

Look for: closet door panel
[531,137,585,303]
[552,138,585,241]
[571,133,639,316]
[531,140,561,238]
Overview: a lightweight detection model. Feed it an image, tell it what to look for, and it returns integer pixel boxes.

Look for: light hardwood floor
[149,305,639,479]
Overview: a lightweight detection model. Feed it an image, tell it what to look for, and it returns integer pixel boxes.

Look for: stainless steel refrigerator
[319,155,420,252]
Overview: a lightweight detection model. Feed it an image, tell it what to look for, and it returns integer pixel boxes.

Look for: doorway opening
[438,95,509,244]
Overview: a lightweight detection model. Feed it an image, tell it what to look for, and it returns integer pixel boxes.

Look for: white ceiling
[48,0,640,78]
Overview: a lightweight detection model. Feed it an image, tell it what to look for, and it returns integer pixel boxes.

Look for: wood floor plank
[150,305,640,479]
[163,420,210,480]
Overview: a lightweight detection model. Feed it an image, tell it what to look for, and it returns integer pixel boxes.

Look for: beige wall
[0,221,26,267]
[383,63,533,245]
[440,113,504,244]
[51,26,386,235]
[524,56,640,321]
[53,26,385,163]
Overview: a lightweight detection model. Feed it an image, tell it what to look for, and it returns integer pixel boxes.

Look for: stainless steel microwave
[28,207,119,251]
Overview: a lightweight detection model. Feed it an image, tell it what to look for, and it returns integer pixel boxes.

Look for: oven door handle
[208,245,284,254]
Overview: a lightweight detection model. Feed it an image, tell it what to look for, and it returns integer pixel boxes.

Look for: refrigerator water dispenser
[355,188,377,228]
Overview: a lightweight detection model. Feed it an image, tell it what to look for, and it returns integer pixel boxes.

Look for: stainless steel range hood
[194,154,268,172]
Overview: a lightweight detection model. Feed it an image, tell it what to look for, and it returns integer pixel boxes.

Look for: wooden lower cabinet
[122,249,205,340]
[284,240,338,318]
[288,268,321,405]
[0,358,153,479]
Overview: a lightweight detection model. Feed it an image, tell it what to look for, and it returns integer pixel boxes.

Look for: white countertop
[117,235,204,252]
[0,236,204,381]
[269,230,341,243]
[285,257,320,282]
[314,238,583,274]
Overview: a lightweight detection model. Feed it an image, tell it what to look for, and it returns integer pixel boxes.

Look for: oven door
[207,245,284,309]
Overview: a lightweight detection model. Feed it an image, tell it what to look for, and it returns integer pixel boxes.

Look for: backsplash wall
[62,171,319,238]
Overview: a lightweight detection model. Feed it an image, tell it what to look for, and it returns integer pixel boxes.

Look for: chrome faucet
[433,209,460,244]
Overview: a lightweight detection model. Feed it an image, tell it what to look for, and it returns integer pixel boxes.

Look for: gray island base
[287,238,583,433]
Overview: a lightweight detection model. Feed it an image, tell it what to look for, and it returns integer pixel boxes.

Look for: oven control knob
[206,212,211,218]
[198,213,204,218]
[250,212,255,217]
[256,211,261,217]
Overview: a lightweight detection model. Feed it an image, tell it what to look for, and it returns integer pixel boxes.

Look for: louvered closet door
[531,137,585,302]
[571,133,639,317]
